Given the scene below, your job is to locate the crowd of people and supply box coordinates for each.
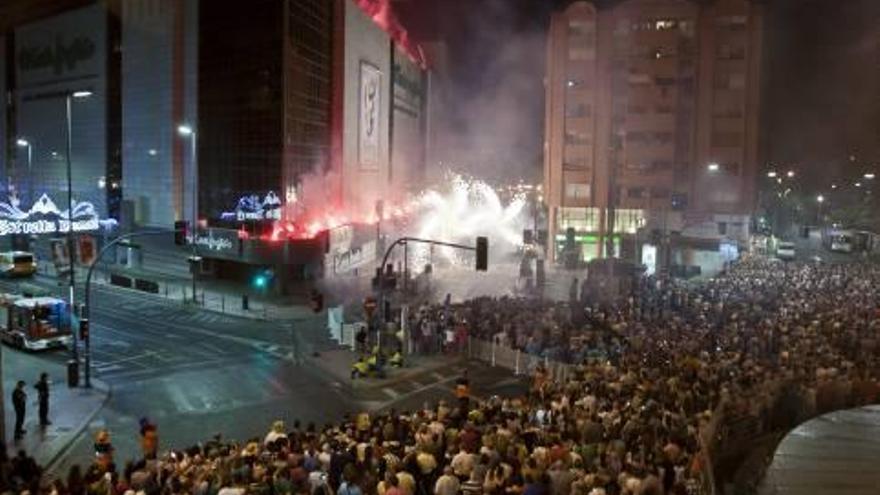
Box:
[2,256,879,495]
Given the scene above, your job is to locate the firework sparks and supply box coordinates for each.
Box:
[410,174,526,266]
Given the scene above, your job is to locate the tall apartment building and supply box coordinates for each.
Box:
[544,0,762,272]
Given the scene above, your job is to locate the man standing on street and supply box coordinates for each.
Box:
[34,373,51,427]
[12,380,27,439]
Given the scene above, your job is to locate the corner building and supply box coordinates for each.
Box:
[2,0,430,288]
[544,0,762,274]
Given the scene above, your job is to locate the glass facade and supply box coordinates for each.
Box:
[285,0,333,190]
[198,0,283,222]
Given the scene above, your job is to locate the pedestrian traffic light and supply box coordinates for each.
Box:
[79,318,89,341]
[252,269,274,290]
[475,236,488,271]
[174,220,188,246]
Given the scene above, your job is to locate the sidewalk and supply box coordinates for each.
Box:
[35,260,314,322]
[2,349,109,469]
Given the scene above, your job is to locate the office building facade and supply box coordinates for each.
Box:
[544,0,762,272]
[2,0,429,283]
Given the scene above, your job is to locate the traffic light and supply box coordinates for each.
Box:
[252,269,274,290]
[310,290,324,313]
[475,236,488,271]
[174,220,188,246]
[79,318,90,341]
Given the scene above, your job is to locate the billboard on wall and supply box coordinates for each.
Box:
[14,4,108,217]
[359,61,381,170]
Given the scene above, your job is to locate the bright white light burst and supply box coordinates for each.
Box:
[411,174,526,266]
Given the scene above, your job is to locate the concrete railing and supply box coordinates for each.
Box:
[465,336,880,495]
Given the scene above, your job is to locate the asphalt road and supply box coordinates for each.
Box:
[0,274,527,476]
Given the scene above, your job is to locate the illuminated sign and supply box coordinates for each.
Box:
[0,194,116,236]
[187,228,241,257]
[220,192,281,222]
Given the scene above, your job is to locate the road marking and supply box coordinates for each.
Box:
[381,387,400,399]
[431,371,445,380]
[90,351,156,367]
[374,375,459,411]
[95,364,124,373]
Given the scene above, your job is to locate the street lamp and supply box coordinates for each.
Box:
[786,170,795,178]
[865,173,876,180]
[65,90,92,374]
[177,124,198,303]
[816,195,825,225]
[707,163,720,172]
[16,139,33,203]
[766,171,777,178]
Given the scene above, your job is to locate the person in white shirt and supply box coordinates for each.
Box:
[451,448,475,479]
[434,466,460,495]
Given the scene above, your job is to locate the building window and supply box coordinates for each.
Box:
[568,20,594,37]
[628,71,652,85]
[628,104,647,114]
[716,15,748,31]
[714,72,737,89]
[565,183,591,200]
[718,222,728,235]
[650,187,671,199]
[711,131,743,148]
[678,20,695,37]
[569,47,595,61]
[565,103,591,118]
[717,44,746,60]
[653,132,674,144]
[655,19,677,31]
[628,187,646,199]
[565,130,590,145]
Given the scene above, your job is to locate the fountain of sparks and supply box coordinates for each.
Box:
[409,174,527,268]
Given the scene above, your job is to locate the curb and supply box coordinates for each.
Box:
[43,379,112,473]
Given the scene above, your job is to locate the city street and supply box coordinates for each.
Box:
[0,272,526,476]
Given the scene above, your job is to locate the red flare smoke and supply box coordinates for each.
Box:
[355,0,427,69]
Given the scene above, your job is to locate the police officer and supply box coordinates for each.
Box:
[34,372,51,426]
[12,380,27,439]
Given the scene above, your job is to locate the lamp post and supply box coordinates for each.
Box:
[177,124,198,303]
[816,195,824,225]
[15,139,32,204]
[65,90,92,369]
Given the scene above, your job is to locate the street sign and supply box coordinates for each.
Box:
[364,296,377,318]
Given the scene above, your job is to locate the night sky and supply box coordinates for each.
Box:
[396,0,880,191]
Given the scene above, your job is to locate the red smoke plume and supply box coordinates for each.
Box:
[355,0,427,69]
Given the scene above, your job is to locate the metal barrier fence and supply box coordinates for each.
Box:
[465,336,880,495]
